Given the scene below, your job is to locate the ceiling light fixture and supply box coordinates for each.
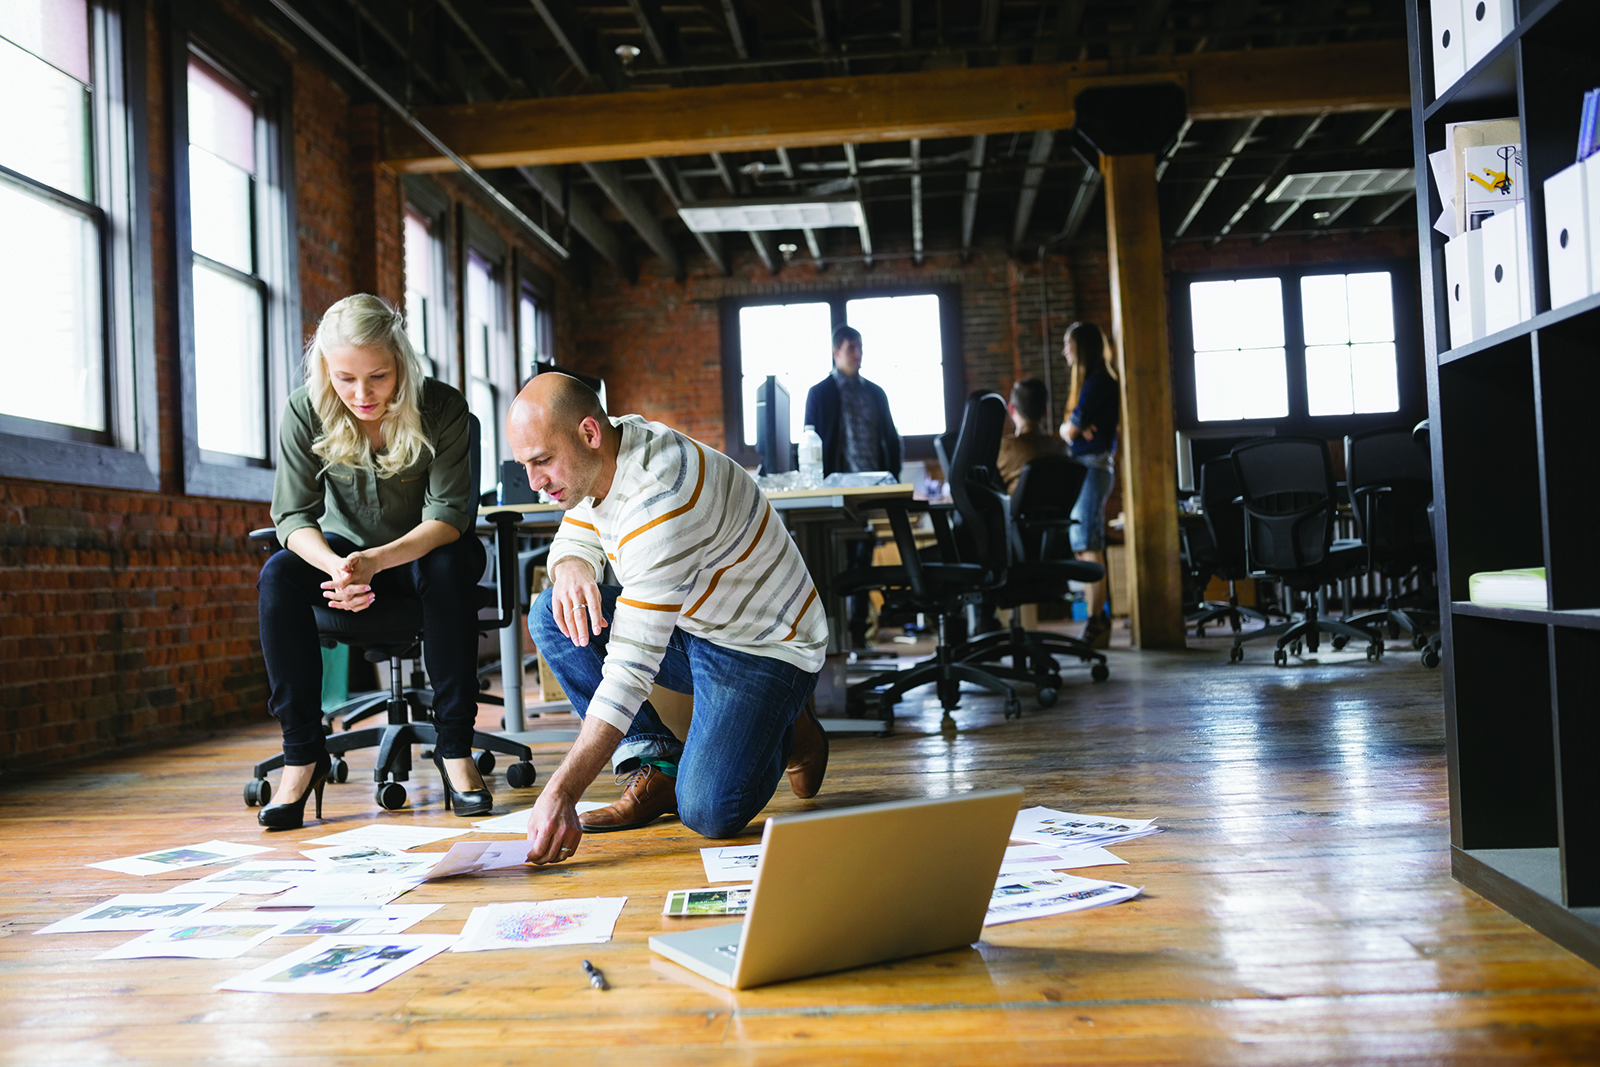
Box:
[678,199,864,233]
[1265,168,1414,202]
[615,44,641,67]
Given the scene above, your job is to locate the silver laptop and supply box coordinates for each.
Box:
[649,788,1021,989]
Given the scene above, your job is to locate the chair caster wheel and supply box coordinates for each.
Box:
[1331,635,1348,651]
[1274,648,1288,667]
[1367,642,1384,662]
[1196,625,1206,638]
[1420,646,1441,669]
[475,750,496,777]
[1036,687,1058,708]
[1090,663,1109,682]
[244,778,271,807]
[330,758,349,784]
[1229,645,1244,663]
[1290,641,1303,656]
[375,781,408,810]
[505,761,538,789]
[1004,700,1022,721]
[1413,632,1429,650]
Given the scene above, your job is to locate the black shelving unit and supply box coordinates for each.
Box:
[1409,0,1600,967]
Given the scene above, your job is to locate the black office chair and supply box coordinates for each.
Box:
[957,454,1110,702]
[1188,455,1272,637]
[838,392,1022,725]
[1342,427,1438,651]
[243,414,538,811]
[1228,436,1381,666]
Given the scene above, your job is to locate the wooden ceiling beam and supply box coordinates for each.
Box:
[382,41,1409,172]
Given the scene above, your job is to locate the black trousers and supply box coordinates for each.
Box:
[257,532,486,765]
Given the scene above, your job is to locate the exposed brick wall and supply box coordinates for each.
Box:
[1,2,578,772]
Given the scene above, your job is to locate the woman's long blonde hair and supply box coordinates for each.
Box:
[305,294,433,477]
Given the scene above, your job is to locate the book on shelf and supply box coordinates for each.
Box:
[1467,567,1547,609]
[1578,88,1600,162]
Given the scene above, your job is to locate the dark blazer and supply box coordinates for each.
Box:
[803,374,902,479]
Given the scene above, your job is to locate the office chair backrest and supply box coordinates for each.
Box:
[944,392,1009,573]
[467,413,483,527]
[1198,455,1251,580]
[1010,454,1090,562]
[1230,436,1339,574]
[1345,426,1434,565]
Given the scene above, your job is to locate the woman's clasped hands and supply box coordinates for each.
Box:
[321,550,379,611]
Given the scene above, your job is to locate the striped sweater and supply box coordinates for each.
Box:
[545,415,828,734]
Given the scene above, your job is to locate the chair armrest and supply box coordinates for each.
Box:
[249,528,280,553]
[482,510,525,630]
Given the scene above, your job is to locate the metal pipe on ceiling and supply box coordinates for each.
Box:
[262,0,570,262]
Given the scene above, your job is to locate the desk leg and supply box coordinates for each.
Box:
[500,612,525,733]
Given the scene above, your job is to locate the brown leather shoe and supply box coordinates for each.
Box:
[579,764,679,833]
[786,698,829,799]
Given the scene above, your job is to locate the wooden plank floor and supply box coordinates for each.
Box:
[4,627,1600,1065]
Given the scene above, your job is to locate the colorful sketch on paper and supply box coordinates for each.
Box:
[160,924,277,942]
[493,907,585,943]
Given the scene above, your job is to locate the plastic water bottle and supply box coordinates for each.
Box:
[799,425,824,488]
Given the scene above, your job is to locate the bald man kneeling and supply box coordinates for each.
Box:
[508,374,830,865]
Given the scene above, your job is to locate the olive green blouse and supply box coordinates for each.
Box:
[270,378,475,549]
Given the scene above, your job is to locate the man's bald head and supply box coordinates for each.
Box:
[510,372,605,442]
[507,373,618,508]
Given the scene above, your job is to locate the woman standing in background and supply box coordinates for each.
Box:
[1058,322,1120,649]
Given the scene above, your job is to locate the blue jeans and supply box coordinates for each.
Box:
[531,585,819,839]
[1070,453,1116,553]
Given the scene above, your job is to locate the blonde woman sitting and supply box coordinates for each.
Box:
[257,294,489,829]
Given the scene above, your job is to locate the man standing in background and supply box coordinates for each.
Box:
[804,325,902,648]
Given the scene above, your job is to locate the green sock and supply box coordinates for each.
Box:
[648,759,678,778]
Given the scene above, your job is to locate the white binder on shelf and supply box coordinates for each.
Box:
[1545,161,1590,310]
[1445,229,1486,349]
[1479,207,1527,335]
[1464,0,1514,68]
[1430,0,1466,99]
[1513,201,1531,321]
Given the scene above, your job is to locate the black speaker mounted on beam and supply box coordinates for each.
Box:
[1072,82,1189,159]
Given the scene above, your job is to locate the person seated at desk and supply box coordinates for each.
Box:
[257,294,491,829]
[508,374,830,864]
[803,324,901,647]
[996,377,1067,495]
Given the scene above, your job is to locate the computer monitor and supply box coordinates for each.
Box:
[755,375,792,475]
[1176,428,1275,492]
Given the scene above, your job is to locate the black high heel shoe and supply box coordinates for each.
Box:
[258,754,332,831]
[432,752,493,817]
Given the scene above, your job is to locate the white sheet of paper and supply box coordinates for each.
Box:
[267,904,443,937]
[97,913,292,959]
[36,894,229,934]
[997,844,1126,876]
[87,840,273,876]
[700,844,764,882]
[301,825,469,850]
[177,861,324,895]
[217,934,457,994]
[267,861,436,908]
[984,874,1143,926]
[451,898,627,952]
[423,841,531,880]
[469,802,608,834]
[1010,808,1160,849]
[300,843,411,865]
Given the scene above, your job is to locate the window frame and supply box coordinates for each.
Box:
[514,252,555,386]
[168,2,299,501]
[1169,258,1426,439]
[0,0,158,490]
[401,175,455,387]
[462,211,514,490]
[717,285,966,469]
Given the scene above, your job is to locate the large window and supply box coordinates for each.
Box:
[400,176,453,387]
[0,0,157,489]
[720,288,963,465]
[1172,262,1423,436]
[404,207,439,378]
[171,8,297,500]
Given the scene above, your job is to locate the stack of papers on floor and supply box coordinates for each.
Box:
[984,872,1142,925]
[1009,808,1161,850]
[1468,567,1547,609]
